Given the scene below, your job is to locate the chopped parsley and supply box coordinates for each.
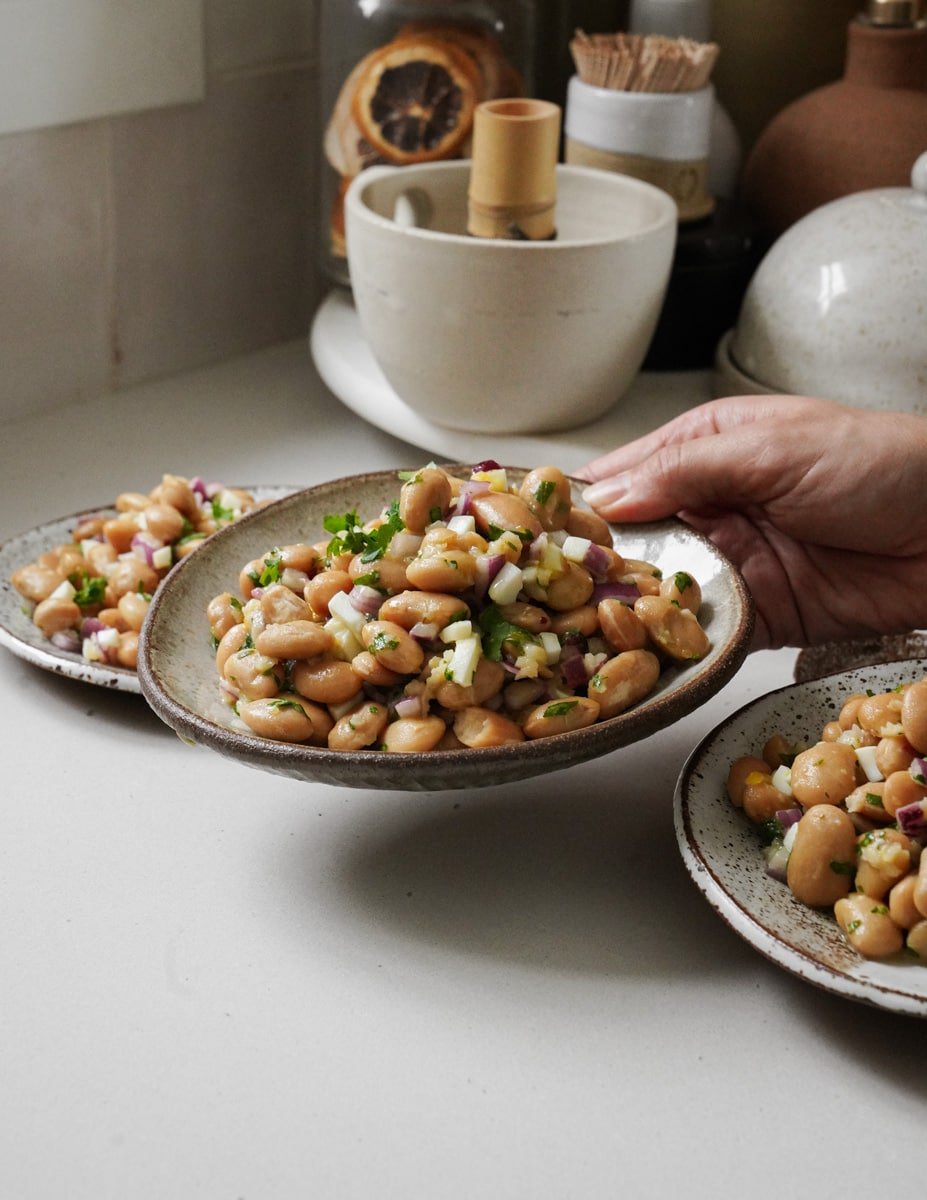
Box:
[543,700,579,719]
[211,496,236,522]
[71,575,107,608]
[429,505,443,523]
[325,501,404,563]
[248,549,282,587]
[758,817,784,846]
[870,904,889,916]
[864,792,884,809]
[354,570,385,591]
[397,470,422,483]
[267,698,306,713]
[673,571,693,592]
[847,920,862,934]
[829,860,854,875]
[534,480,555,506]
[368,632,399,653]
[478,604,539,661]
[486,523,533,544]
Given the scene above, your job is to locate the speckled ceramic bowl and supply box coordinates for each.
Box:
[137,467,754,792]
[675,658,927,1016]
[713,152,927,413]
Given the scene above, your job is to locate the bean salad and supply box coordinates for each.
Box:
[208,462,711,753]
[727,675,927,962]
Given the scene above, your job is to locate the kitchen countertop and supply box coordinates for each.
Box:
[1,340,924,1199]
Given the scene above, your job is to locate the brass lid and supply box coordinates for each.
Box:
[864,0,926,26]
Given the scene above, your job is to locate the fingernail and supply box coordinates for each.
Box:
[582,476,628,508]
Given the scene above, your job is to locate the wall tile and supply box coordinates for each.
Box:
[205,0,318,73]
[110,66,320,388]
[0,123,111,419]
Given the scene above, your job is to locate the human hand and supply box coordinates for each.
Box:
[577,395,927,649]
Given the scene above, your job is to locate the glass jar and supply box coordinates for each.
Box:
[318,0,539,284]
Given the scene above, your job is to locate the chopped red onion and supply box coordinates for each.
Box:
[472,459,501,473]
[250,586,264,599]
[909,756,927,786]
[190,476,208,500]
[130,532,162,567]
[775,807,803,830]
[348,585,384,617]
[474,553,506,599]
[895,799,927,840]
[765,843,791,883]
[582,542,612,581]
[590,581,640,607]
[459,479,492,501]
[526,532,548,561]
[394,695,425,720]
[409,621,439,641]
[80,617,107,637]
[453,491,473,517]
[50,629,81,654]
[561,654,588,690]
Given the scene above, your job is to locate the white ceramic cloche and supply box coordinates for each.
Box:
[713,151,927,414]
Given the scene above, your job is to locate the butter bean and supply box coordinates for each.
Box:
[549,605,599,637]
[634,594,710,662]
[399,466,452,533]
[431,658,506,710]
[215,623,249,674]
[223,646,282,701]
[855,828,912,899]
[304,569,353,618]
[789,741,858,808]
[117,591,150,633]
[144,503,185,544]
[907,919,927,959]
[279,543,321,574]
[453,706,525,748]
[115,491,150,513]
[587,649,660,720]
[470,491,542,541]
[379,590,470,631]
[239,694,328,744]
[786,806,857,907]
[11,563,64,602]
[381,715,446,753]
[103,513,141,554]
[260,583,311,625]
[350,650,402,687]
[33,596,82,637]
[598,598,648,653]
[659,570,702,615]
[256,620,331,661]
[888,874,922,930]
[875,735,916,776]
[149,474,198,518]
[523,696,600,739]
[328,700,390,751]
[742,780,789,825]
[291,658,362,706]
[882,769,927,817]
[915,851,927,919]
[107,557,159,600]
[726,756,774,808]
[207,592,243,642]
[834,893,904,958]
[518,466,572,531]
[563,505,613,547]
[405,550,477,593]
[116,631,139,669]
[496,602,551,633]
[857,691,904,737]
[838,693,867,730]
[361,619,424,675]
[901,679,927,752]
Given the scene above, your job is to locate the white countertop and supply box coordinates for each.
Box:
[1,340,924,1199]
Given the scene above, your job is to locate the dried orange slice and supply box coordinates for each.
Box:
[351,36,480,165]
[397,22,524,102]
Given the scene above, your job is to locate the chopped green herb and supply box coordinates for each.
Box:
[397,470,422,483]
[71,576,107,608]
[870,904,889,915]
[829,860,854,875]
[847,920,862,934]
[211,496,236,523]
[429,505,443,524]
[588,673,605,691]
[543,700,579,719]
[267,698,306,713]
[478,604,539,661]
[354,570,384,591]
[758,818,784,846]
[673,571,693,592]
[864,792,884,808]
[324,501,404,563]
[256,549,282,587]
[229,596,243,611]
[369,632,399,653]
[534,480,555,506]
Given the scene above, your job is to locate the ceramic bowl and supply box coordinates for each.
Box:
[713,152,927,413]
[137,467,754,792]
[676,658,927,1016]
[344,162,677,435]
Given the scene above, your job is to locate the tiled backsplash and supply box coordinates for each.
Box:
[0,0,320,421]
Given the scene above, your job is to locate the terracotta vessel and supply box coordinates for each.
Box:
[741,0,927,236]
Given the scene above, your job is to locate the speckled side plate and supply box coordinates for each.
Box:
[0,486,298,692]
[137,466,754,791]
[675,659,927,1017]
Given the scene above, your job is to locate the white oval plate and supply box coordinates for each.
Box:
[0,485,298,693]
[675,658,927,1017]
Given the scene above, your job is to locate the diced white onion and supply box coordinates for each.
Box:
[440,619,473,644]
[488,562,524,605]
[783,822,800,852]
[328,693,364,721]
[771,764,793,796]
[448,635,481,687]
[328,588,368,637]
[539,632,561,664]
[855,744,885,782]
[50,579,77,602]
[562,536,592,564]
[447,515,475,536]
[152,545,173,570]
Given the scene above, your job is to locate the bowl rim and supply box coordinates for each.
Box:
[137,466,756,791]
[345,161,679,250]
